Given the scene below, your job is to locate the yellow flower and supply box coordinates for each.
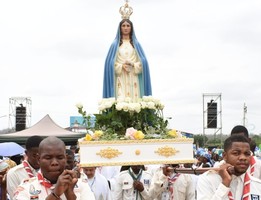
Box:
[85,134,92,141]
[168,129,177,138]
[93,130,103,139]
[134,131,145,140]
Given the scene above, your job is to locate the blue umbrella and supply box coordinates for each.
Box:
[0,142,25,156]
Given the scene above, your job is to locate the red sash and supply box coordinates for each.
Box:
[249,156,256,176]
[22,160,34,178]
[228,172,250,200]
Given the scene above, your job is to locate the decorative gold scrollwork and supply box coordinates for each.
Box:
[155,146,179,157]
[96,147,122,159]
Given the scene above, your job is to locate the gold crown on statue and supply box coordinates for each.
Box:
[119,0,133,19]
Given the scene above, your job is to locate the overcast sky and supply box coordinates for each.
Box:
[0,0,261,135]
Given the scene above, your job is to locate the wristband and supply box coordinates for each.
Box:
[51,192,61,200]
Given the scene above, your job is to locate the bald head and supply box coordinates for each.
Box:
[39,136,65,154]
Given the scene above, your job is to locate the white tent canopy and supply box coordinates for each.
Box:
[0,114,85,145]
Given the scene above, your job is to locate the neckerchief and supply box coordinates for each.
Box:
[37,171,53,189]
[22,160,35,178]
[228,172,250,200]
[249,156,256,176]
[168,173,180,200]
[128,168,143,200]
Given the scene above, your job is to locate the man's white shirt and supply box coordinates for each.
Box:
[149,167,195,200]
[197,170,261,200]
[12,176,95,200]
[6,162,37,199]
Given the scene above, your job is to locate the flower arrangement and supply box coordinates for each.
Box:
[76,96,183,141]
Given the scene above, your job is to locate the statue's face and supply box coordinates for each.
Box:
[121,21,131,37]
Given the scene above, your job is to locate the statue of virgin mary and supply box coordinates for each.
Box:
[102,2,152,102]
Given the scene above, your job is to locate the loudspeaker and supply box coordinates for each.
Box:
[16,106,26,131]
[207,102,217,128]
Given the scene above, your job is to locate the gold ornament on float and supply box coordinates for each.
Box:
[96,147,122,159]
[155,146,180,157]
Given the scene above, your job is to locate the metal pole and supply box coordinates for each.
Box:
[243,103,247,126]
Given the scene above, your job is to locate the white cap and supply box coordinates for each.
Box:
[0,160,9,172]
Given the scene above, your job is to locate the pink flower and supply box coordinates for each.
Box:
[125,127,137,140]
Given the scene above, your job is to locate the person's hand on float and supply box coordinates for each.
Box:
[162,164,174,177]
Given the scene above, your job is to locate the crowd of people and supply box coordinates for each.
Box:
[1,125,261,199]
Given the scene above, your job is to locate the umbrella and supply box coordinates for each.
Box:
[0,142,25,157]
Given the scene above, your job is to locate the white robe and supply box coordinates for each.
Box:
[115,40,142,102]
[81,172,112,200]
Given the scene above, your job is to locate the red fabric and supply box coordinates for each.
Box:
[228,173,250,200]
[168,173,180,199]
[249,156,256,176]
[37,172,52,188]
[22,160,34,178]
[242,173,250,200]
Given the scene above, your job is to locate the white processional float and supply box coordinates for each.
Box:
[77,97,194,167]
[77,1,194,167]
[79,138,194,167]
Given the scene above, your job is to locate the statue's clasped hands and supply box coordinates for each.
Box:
[123,61,133,73]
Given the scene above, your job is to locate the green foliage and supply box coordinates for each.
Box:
[193,134,207,147]
[94,104,169,139]
[76,97,171,140]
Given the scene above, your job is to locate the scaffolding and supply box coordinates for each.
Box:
[9,97,32,130]
[202,93,222,146]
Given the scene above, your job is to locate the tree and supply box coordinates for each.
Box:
[193,134,208,147]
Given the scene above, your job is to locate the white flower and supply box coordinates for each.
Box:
[116,102,124,111]
[124,97,132,103]
[147,102,156,109]
[98,98,116,111]
[122,102,129,112]
[104,101,114,109]
[116,96,125,102]
[76,103,83,109]
[140,102,147,109]
[156,102,164,110]
[128,103,136,112]
[87,129,94,135]
[133,103,141,113]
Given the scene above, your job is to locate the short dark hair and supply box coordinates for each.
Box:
[231,125,249,138]
[224,134,249,152]
[25,135,44,150]
[66,149,74,157]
